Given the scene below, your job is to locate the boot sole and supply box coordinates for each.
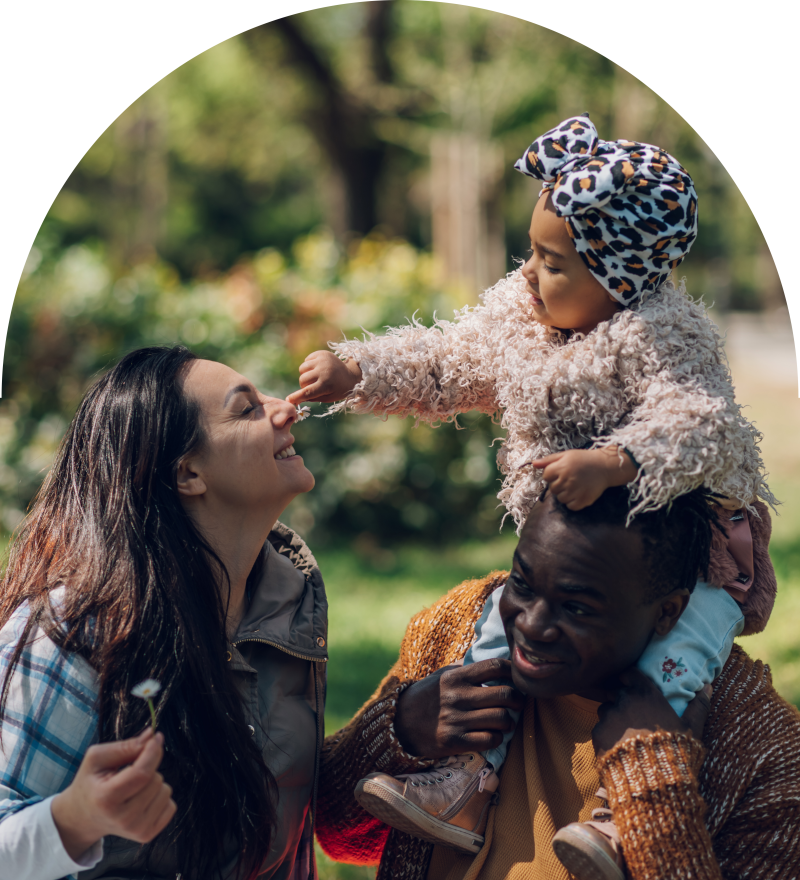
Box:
[552,825,625,880]
[354,776,484,855]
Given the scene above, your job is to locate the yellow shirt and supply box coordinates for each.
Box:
[427,694,601,880]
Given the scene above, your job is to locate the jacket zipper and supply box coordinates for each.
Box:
[232,636,327,663]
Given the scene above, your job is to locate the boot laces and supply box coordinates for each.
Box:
[400,754,476,787]
[591,786,613,822]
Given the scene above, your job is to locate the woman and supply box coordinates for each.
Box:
[0,345,327,880]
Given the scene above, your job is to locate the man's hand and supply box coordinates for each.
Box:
[531,447,638,511]
[394,659,524,759]
[592,669,713,759]
[51,727,176,861]
[286,351,363,406]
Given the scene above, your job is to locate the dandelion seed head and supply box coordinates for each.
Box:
[131,679,162,699]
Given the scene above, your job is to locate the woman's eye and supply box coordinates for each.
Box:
[544,264,559,275]
[241,404,256,416]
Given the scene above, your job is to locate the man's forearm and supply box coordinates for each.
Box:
[599,731,722,880]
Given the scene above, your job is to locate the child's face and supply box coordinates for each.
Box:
[521,191,620,334]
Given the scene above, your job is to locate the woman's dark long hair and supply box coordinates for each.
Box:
[0,346,277,879]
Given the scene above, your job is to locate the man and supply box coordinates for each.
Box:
[316,488,800,879]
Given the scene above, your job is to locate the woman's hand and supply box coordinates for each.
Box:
[394,659,524,759]
[51,727,176,861]
[593,669,713,759]
[531,447,639,511]
[286,351,363,406]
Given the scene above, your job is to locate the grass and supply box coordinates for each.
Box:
[318,534,518,735]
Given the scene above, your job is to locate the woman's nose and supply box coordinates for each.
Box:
[266,397,298,427]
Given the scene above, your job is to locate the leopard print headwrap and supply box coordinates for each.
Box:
[514,113,698,305]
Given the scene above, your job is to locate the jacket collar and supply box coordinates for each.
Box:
[232,521,328,664]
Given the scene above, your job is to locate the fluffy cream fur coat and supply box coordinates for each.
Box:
[330,270,775,531]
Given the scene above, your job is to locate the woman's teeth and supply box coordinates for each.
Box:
[275,445,296,460]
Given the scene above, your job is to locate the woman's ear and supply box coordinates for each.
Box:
[653,589,691,637]
[176,456,207,498]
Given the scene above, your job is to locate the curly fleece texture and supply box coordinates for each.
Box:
[329,270,775,531]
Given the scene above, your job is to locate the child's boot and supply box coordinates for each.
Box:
[354,753,499,855]
[551,788,626,880]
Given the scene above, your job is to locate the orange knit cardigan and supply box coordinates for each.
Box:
[316,572,800,880]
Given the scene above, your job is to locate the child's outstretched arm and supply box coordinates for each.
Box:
[287,351,363,406]
[287,297,503,424]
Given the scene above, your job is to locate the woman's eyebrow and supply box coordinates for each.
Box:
[223,383,255,407]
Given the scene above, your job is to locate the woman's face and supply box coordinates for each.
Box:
[179,359,314,519]
[520,190,620,335]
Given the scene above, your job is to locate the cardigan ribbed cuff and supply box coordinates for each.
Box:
[351,680,430,773]
[598,730,720,880]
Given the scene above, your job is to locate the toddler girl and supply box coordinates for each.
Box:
[288,114,777,880]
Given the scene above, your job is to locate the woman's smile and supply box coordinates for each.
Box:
[274,440,298,461]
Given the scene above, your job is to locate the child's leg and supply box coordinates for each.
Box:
[638,581,745,716]
[553,582,745,880]
[463,583,519,770]
[353,583,517,854]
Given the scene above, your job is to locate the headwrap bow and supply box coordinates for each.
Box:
[514,114,698,305]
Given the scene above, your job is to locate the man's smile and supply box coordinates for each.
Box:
[512,643,566,679]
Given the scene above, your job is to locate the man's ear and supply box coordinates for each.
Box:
[653,589,691,637]
[176,456,207,498]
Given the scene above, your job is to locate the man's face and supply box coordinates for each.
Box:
[499,493,688,702]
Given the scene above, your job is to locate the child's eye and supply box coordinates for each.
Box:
[544,264,559,275]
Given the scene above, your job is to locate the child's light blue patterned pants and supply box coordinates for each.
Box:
[463,581,745,771]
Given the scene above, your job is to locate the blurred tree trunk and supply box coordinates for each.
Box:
[430,134,505,296]
[110,92,168,266]
[245,4,395,238]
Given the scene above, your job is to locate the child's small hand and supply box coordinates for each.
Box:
[286,351,363,406]
[532,447,638,511]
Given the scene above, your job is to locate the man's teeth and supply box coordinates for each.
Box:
[275,446,296,460]
[526,652,555,663]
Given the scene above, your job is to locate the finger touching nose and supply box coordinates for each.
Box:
[267,397,299,427]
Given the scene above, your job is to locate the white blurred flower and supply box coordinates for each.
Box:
[131,679,162,699]
[295,405,311,422]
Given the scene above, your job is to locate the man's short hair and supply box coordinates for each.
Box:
[548,486,718,601]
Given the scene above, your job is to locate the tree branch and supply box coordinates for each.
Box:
[365,0,395,84]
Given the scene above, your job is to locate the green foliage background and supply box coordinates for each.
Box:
[6,2,782,548]
[3,7,795,877]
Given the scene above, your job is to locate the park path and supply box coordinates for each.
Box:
[719,309,799,540]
